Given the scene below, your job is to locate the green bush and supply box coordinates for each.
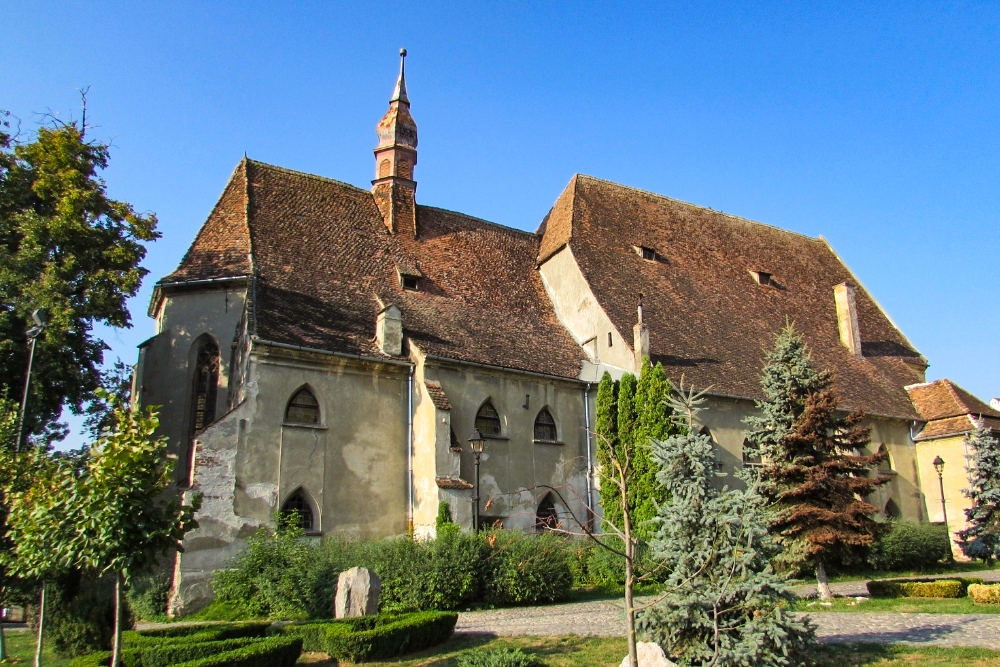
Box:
[482,531,573,606]
[867,521,951,571]
[867,577,984,598]
[969,583,1000,604]
[28,572,128,657]
[127,572,173,621]
[458,647,545,667]
[122,622,270,646]
[69,637,302,667]
[275,611,456,662]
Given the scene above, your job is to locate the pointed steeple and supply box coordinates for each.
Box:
[373,49,419,236]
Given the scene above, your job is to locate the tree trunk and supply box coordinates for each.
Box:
[34,584,45,667]
[816,561,833,601]
[623,508,638,667]
[111,572,123,667]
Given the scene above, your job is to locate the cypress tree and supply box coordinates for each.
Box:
[595,372,622,529]
[957,423,1000,565]
[633,359,673,537]
[638,383,814,667]
[746,325,889,599]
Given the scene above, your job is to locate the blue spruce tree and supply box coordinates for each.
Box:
[637,382,814,667]
[957,423,1000,565]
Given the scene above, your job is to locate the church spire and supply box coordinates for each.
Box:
[372,49,418,236]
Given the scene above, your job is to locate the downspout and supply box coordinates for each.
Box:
[584,382,593,531]
[407,366,414,536]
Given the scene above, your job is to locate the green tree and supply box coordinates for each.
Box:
[595,372,620,527]
[63,396,199,667]
[0,396,28,661]
[0,109,158,440]
[745,325,889,599]
[637,382,814,667]
[957,423,1000,565]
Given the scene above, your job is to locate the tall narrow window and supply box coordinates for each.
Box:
[742,438,762,468]
[534,408,558,441]
[282,490,314,531]
[191,339,220,435]
[535,494,558,532]
[475,401,501,436]
[286,388,320,424]
[876,445,894,473]
[883,498,901,520]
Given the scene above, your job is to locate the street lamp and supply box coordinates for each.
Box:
[15,309,48,453]
[468,429,486,531]
[932,455,948,526]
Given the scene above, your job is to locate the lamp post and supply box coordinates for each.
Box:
[15,309,48,454]
[468,429,485,532]
[932,455,948,526]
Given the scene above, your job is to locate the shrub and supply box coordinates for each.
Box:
[867,521,951,571]
[969,584,1000,604]
[127,572,172,621]
[28,572,127,657]
[458,647,545,667]
[69,637,302,667]
[482,531,573,606]
[122,622,270,646]
[169,637,302,667]
[867,577,983,598]
[275,611,457,662]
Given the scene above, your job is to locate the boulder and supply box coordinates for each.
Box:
[334,566,381,618]
[618,642,676,667]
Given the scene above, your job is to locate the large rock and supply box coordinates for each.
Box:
[619,642,676,667]
[334,566,381,618]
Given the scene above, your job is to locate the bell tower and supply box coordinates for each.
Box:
[372,49,418,236]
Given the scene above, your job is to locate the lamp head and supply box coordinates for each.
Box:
[31,309,48,328]
[933,455,945,476]
[468,429,485,454]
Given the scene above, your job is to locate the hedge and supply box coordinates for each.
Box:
[122,623,270,646]
[867,577,984,598]
[969,583,1000,605]
[69,637,301,667]
[274,611,457,662]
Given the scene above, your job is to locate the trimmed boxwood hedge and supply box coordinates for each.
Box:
[867,577,984,598]
[274,611,457,662]
[69,632,300,667]
[169,637,301,667]
[969,583,1000,604]
[122,622,270,646]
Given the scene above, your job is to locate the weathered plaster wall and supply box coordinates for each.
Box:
[539,246,635,379]
[916,434,972,559]
[138,285,247,480]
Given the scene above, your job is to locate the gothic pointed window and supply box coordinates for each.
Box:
[876,445,894,473]
[535,494,559,532]
[191,339,220,435]
[534,408,558,441]
[884,498,901,520]
[475,401,501,436]
[286,388,320,424]
[282,489,314,531]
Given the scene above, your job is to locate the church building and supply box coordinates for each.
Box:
[132,52,999,615]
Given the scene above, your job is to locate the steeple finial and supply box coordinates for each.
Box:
[391,48,409,104]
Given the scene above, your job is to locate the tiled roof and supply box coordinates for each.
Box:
[435,477,473,490]
[175,159,585,379]
[907,379,1000,440]
[538,174,924,419]
[162,160,252,283]
[425,381,452,410]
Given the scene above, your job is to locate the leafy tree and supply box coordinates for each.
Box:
[957,423,1000,565]
[0,109,158,440]
[0,395,26,661]
[745,325,889,599]
[436,500,454,528]
[62,396,199,667]
[637,382,814,667]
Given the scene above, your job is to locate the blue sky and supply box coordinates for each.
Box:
[2,2,998,448]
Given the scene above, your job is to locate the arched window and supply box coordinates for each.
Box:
[191,339,220,435]
[282,489,314,531]
[534,408,557,441]
[742,438,762,468]
[535,494,558,532]
[884,498,902,520]
[286,387,320,424]
[475,401,501,436]
[876,445,894,473]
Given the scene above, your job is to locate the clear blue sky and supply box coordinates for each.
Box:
[3,1,998,447]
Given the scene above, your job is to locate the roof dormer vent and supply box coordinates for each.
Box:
[396,264,422,291]
[634,245,659,262]
[749,270,772,286]
[834,282,862,358]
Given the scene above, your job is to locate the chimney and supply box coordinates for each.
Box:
[833,282,862,357]
[633,294,649,372]
[376,305,403,356]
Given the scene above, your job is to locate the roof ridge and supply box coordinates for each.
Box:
[416,204,536,237]
[244,157,372,195]
[574,173,823,243]
[943,379,972,415]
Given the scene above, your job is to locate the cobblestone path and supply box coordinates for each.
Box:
[455,600,1000,648]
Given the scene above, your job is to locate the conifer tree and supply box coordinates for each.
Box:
[638,382,814,667]
[595,372,621,528]
[745,325,889,599]
[957,423,1000,565]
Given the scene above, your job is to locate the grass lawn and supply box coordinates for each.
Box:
[791,596,1000,614]
[2,628,73,667]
